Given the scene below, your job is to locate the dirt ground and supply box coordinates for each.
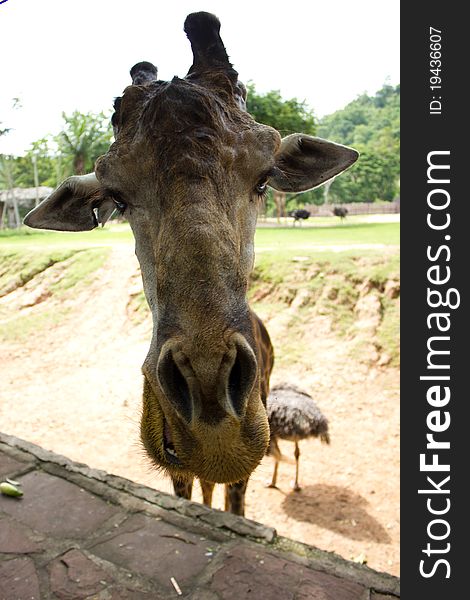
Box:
[0,246,399,576]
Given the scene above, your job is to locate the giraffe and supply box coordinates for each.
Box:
[24,12,358,515]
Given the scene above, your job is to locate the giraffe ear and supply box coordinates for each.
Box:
[23,173,115,231]
[269,134,359,193]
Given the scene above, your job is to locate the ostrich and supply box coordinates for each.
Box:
[332,206,348,220]
[288,208,311,226]
[267,384,330,491]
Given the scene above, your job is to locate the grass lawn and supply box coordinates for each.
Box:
[255,222,398,255]
[0,223,134,249]
[0,219,399,252]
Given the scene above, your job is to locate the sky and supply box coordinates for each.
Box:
[0,0,400,156]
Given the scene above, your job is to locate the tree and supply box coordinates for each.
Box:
[246,83,316,136]
[328,151,398,203]
[1,111,114,197]
[56,111,113,175]
[316,84,400,203]
[6,138,60,189]
[0,156,21,228]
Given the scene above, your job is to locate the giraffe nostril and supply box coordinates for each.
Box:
[227,339,257,417]
[157,348,193,424]
[228,352,243,411]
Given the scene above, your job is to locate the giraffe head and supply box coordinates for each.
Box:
[24,12,358,484]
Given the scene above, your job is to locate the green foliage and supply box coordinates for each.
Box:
[2,138,61,188]
[0,110,113,194]
[328,151,398,203]
[317,84,400,203]
[0,155,15,189]
[246,83,316,136]
[318,84,399,148]
[56,110,113,175]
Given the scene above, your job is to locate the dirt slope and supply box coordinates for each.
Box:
[0,246,399,575]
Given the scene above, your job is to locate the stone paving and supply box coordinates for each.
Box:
[0,432,400,599]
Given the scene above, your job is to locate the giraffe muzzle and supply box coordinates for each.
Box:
[156,334,258,426]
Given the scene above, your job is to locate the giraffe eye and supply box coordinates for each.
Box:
[255,181,268,196]
[113,198,127,214]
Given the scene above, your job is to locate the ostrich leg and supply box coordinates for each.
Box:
[293,441,301,492]
[267,437,281,489]
[269,460,280,488]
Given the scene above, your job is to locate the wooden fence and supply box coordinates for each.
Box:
[304,200,400,216]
